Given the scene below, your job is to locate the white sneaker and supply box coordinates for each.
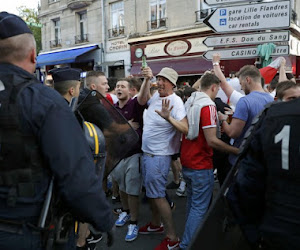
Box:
[176,180,187,197]
[115,212,131,227]
[214,169,218,183]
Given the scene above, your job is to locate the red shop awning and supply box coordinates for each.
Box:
[130,56,212,76]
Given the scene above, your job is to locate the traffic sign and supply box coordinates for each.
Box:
[202,45,289,60]
[204,0,248,5]
[26,21,43,28]
[203,31,290,47]
[203,1,290,33]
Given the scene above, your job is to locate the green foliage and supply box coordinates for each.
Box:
[17,6,42,54]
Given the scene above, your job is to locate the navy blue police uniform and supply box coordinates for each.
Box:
[229,99,300,250]
[0,12,114,250]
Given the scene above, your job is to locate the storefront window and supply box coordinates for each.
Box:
[109,1,125,38]
[148,0,166,30]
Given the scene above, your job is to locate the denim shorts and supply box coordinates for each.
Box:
[141,153,171,198]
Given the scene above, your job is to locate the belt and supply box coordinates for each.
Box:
[144,153,154,157]
[0,219,23,234]
[0,219,41,235]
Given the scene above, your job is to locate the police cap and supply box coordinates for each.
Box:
[0,12,32,39]
[50,67,82,83]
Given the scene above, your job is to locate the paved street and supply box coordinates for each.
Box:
[96,172,220,250]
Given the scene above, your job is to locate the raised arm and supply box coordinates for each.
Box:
[278,57,288,83]
[212,53,234,99]
[137,67,153,105]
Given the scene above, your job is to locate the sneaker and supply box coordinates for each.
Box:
[111,195,120,204]
[85,232,103,250]
[170,201,176,211]
[125,224,139,242]
[115,212,131,227]
[155,237,180,250]
[138,222,164,234]
[214,169,218,183]
[76,246,87,250]
[113,207,124,215]
[176,180,187,197]
[166,181,180,189]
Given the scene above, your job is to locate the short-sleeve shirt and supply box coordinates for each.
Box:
[142,92,186,155]
[115,97,147,156]
[230,90,244,107]
[181,105,217,170]
[229,91,274,165]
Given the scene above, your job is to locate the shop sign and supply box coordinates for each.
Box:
[165,40,189,56]
[107,38,129,53]
[144,42,168,58]
[144,38,207,58]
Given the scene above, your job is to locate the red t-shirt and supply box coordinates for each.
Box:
[180,105,217,170]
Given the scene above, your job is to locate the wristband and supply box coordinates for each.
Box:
[213,62,220,66]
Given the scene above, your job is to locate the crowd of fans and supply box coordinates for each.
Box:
[45,52,300,250]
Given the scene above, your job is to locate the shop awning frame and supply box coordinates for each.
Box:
[36,44,99,67]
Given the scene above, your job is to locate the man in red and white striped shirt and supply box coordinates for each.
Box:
[179,73,239,249]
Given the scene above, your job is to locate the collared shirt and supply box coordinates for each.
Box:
[115,97,147,157]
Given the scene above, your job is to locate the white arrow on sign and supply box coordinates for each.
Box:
[202,45,289,60]
[203,1,290,33]
[203,31,290,47]
[204,0,249,5]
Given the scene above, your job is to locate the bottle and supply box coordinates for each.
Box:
[142,56,147,68]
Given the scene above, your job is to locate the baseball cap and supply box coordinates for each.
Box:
[0,12,32,39]
[49,67,82,83]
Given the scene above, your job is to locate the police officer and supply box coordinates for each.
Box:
[50,67,82,105]
[51,67,106,249]
[228,99,300,250]
[0,12,114,249]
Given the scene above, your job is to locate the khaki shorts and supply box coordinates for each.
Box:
[111,153,142,196]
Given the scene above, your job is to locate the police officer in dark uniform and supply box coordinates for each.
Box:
[50,67,82,105]
[228,99,300,250]
[0,12,114,250]
[51,67,106,249]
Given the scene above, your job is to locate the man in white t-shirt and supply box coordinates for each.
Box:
[139,67,188,250]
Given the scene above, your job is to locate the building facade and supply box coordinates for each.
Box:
[38,0,300,81]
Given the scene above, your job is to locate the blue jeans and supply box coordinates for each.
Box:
[180,167,214,249]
